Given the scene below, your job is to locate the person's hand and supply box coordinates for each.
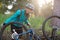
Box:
[1,23,6,27]
[27,23,31,28]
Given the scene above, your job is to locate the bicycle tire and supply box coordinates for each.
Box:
[42,16,60,40]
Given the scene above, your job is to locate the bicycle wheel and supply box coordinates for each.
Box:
[42,16,60,40]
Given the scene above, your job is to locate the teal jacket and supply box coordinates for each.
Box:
[4,9,29,27]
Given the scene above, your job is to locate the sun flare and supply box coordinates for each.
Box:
[38,0,54,7]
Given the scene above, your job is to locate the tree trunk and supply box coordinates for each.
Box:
[52,0,60,28]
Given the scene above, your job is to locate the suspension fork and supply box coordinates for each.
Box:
[51,28,57,40]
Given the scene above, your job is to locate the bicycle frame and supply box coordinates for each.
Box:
[13,29,33,40]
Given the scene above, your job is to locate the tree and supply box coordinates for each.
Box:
[0,0,28,14]
[52,0,60,28]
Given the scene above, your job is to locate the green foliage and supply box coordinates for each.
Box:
[0,13,12,24]
[29,16,45,29]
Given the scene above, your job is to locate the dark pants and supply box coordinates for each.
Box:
[11,25,23,40]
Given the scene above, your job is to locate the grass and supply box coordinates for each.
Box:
[29,16,45,29]
[0,13,12,24]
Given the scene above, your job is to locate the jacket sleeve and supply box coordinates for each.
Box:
[25,20,30,25]
[4,9,21,24]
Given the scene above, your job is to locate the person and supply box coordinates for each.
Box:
[2,3,34,40]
